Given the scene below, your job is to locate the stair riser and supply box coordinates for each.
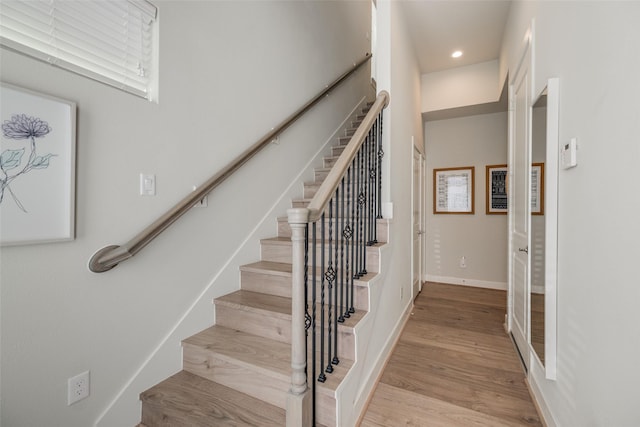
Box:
[183,345,288,409]
[215,304,290,344]
[183,346,336,426]
[314,168,330,181]
[331,145,346,157]
[141,402,185,427]
[214,304,356,360]
[241,270,369,311]
[261,242,380,274]
[278,218,388,244]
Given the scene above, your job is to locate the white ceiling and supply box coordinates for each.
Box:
[398,0,512,74]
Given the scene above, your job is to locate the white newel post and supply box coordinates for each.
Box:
[286,208,312,427]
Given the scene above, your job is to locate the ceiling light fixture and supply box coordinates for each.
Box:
[451,50,463,58]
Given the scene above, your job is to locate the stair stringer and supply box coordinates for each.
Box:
[95,97,368,427]
[331,222,414,426]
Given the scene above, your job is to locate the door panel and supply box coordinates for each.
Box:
[509,38,531,370]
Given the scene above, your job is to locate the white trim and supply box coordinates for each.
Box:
[528,372,558,427]
[426,274,507,291]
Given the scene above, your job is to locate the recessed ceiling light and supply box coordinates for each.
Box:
[451,50,463,58]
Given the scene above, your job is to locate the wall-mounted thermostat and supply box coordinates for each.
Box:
[561,137,577,169]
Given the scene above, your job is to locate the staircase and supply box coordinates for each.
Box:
[138,102,388,426]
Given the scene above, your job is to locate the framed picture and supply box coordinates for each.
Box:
[433,166,474,214]
[1,83,77,245]
[486,164,508,214]
[531,162,544,215]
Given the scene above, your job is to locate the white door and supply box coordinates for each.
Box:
[509,38,532,370]
[412,146,425,300]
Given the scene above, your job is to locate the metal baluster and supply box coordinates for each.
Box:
[339,178,345,324]
[332,189,340,366]
[325,199,334,374]
[318,214,326,383]
[359,140,368,277]
[344,164,352,319]
[349,159,356,314]
[366,128,373,245]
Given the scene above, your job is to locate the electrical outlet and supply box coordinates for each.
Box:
[400,287,403,300]
[459,256,467,268]
[68,371,90,405]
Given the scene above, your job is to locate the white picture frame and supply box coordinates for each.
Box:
[1,83,77,245]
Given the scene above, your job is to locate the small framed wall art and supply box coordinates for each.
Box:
[0,83,77,245]
[531,162,545,215]
[433,166,475,214]
[486,164,508,214]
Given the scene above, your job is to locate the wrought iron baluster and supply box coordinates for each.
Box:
[344,165,352,319]
[359,139,368,277]
[332,189,340,366]
[339,178,345,324]
[318,213,326,383]
[325,199,334,374]
[349,159,356,314]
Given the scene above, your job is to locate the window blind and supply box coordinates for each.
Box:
[0,0,158,100]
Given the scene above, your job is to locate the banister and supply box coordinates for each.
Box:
[306,90,389,223]
[88,53,372,273]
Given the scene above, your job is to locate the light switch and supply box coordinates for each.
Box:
[140,173,156,196]
[561,138,577,169]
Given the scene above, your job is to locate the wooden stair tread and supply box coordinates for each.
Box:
[140,370,285,426]
[262,236,385,249]
[240,260,379,285]
[216,290,366,329]
[183,325,353,395]
[241,260,292,277]
[216,290,290,319]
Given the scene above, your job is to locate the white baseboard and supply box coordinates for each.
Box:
[527,375,558,427]
[426,274,507,291]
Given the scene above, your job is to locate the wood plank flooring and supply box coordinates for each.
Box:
[360,282,542,427]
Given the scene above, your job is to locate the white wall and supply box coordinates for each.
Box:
[421,60,501,112]
[0,2,371,426]
[337,1,424,424]
[503,2,640,425]
[424,112,508,289]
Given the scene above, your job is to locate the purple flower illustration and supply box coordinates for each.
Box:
[2,114,51,139]
[1,114,56,212]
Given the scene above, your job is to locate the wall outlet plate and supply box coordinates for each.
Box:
[68,370,90,405]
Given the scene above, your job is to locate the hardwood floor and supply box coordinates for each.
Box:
[360,282,542,427]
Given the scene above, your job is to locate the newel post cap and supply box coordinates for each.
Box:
[287,208,310,225]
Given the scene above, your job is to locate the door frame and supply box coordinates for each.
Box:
[412,143,426,300]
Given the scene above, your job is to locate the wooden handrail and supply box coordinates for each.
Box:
[88,53,372,272]
[306,90,389,223]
